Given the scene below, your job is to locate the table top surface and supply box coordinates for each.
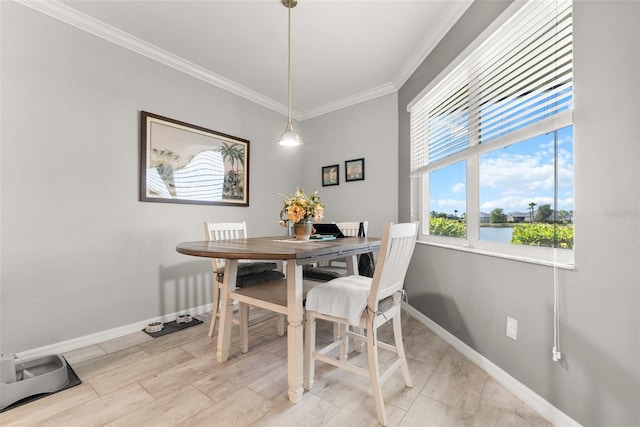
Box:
[176,235,380,264]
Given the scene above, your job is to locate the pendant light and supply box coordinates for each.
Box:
[277,0,302,146]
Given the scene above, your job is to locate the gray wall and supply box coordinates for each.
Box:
[399,1,640,426]
[0,2,303,352]
[300,94,399,234]
[0,2,399,354]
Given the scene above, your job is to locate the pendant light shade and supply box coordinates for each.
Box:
[277,0,302,146]
[278,120,302,147]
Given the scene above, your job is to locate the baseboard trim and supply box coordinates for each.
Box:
[16,303,213,360]
[401,302,581,427]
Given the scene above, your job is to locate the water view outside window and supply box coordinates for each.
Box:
[479,126,574,247]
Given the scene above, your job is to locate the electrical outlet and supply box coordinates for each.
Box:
[506,317,518,340]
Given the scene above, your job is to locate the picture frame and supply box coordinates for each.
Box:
[345,158,365,182]
[140,111,249,206]
[322,164,340,187]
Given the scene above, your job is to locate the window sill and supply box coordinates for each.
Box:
[416,239,576,270]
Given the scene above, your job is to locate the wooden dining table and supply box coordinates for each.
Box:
[175,235,380,403]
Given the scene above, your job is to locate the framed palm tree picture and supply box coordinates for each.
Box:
[140,111,249,206]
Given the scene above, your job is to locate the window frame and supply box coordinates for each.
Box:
[408,0,575,268]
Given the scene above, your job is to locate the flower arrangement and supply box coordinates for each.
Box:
[278,188,324,226]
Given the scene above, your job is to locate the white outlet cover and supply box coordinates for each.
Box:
[506,317,518,340]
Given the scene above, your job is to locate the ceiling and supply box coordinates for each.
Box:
[28,1,472,120]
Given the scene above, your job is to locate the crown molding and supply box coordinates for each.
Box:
[16,0,467,122]
[299,83,397,121]
[16,0,292,117]
[392,0,473,89]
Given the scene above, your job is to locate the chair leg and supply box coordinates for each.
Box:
[208,280,220,337]
[353,326,366,353]
[239,302,249,353]
[367,315,388,427]
[303,314,316,390]
[277,314,286,336]
[339,323,349,362]
[333,322,340,341]
[393,311,412,387]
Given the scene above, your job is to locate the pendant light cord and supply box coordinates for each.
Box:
[277,0,301,146]
[287,3,292,123]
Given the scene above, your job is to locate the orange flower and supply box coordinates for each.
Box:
[278,188,324,227]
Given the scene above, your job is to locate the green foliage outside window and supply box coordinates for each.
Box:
[511,223,574,249]
[429,217,466,238]
[429,217,574,249]
[535,204,553,222]
[490,208,507,224]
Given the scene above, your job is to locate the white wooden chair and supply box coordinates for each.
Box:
[304,221,368,277]
[304,222,418,426]
[335,221,366,237]
[304,221,370,342]
[204,222,285,340]
[330,221,368,268]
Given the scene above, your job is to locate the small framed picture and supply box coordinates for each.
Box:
[345,158,365,182]
[322,164,339,186]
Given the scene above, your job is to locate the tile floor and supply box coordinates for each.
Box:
[0,310,552,426]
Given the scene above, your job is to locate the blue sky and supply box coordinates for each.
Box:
[429,126,574,215]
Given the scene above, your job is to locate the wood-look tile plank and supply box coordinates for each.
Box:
[399,394,475,427]
[99,331,154,354]
[71,345,149,380]
[62,344,107,366]
[178,386,273,427]
[179,335,217,358]
[252,391,340,427]
[306,355,369,408]
[33,383,154,426]
[379,357,436,411]
[325,389,407,427]
[402,326,452,365]
[87,347,194,396]
[473,378,553,427]
[239,317,287,354]
[106,385,213,427]
[421,347,488,414]
[140,351,224,398]
[192,350,286,402]
[0,383,97,426]
[246,355,289,403]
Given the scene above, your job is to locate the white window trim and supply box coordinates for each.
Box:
[416,239,576,270]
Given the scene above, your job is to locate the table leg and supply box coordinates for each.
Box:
[216,260,238,363]
[286,261,304,403]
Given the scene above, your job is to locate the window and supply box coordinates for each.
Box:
[430,161,467,238]
[409,0,574,265]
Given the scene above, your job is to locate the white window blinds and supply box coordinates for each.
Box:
[410,0,573,173]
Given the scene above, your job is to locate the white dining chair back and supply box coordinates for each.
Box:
[204,222,285,340]
[205,222,247,276]
[304,222,418,426]
[369,222,416,304]
[334,221,366,237]
[328,221,370,272]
